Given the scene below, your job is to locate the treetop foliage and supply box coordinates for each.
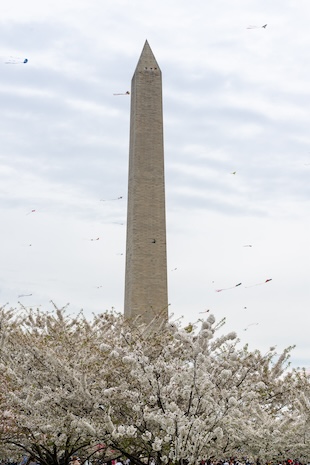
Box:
[1,305,309,465]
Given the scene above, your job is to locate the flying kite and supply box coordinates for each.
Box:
[245,278,272,288]
[4,57,28,64]
[26,209,36,215]
[247,24,267,29]
[199,309,210,314]
[244,322,259,331]
[243,244,253,247]
[100,196,123,201]
[215,282,242,292]
[90,237,100,241]
[113,91,130,96]
[18,293,32,298]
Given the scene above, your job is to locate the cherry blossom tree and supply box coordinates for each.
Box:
[93,318,298,464]
[269,367,310,463]
[0,305,308,465]
[0,305,115,465]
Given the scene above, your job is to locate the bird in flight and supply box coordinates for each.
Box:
[216,283,242,292]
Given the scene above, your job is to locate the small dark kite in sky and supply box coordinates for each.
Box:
[244,322,259,331]
[4,57,28,64]
[100,196,123,201]
[113,91,130,95]
[246,278,272,288]
[247,24,267,29]
[216,282,242,292]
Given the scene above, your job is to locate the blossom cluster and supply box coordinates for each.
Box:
[0,306,309,465]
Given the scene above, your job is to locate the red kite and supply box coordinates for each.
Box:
[246,278,272,288]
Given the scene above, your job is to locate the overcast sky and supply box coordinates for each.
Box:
[1,0,310,368]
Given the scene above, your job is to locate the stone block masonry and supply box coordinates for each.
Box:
[124,41,168,326]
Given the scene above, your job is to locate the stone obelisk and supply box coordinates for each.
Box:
[124,41,168,325]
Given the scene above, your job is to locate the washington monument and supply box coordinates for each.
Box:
[124,41,168,325]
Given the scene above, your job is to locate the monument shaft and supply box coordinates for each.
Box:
[124,41,168,324]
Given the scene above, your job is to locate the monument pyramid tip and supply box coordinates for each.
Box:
[135,40,160,72]
[142,40,152,53]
